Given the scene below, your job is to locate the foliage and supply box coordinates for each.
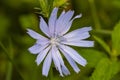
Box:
[0,0,120,80]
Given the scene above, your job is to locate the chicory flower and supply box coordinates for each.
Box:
[27,8,94,77]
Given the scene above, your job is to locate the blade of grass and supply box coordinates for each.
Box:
[0,41,24,80]
[93,35,111,55]
[88,0,101,29]
[93,29,112,35]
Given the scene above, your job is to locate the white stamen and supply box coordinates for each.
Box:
[50,38,59,45]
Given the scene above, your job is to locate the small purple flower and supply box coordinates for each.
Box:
[27,8,94,77]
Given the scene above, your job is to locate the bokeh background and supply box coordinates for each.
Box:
[0,0,120,80]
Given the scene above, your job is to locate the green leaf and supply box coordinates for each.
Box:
[79,49,107,67]
[93,35,111,55]
[39,0,50,17]
[112,21,120,56]
[90,58,120,80]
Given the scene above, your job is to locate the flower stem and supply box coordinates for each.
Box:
[6,62,13,80]
[88,0,101,29]
[0,42,12,62]
[0,40,24,80]
[0,41,13,80]
[93,29,112,35]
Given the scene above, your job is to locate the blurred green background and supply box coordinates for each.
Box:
[0,0,120,80]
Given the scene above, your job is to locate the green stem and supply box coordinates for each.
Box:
[93,35,111,55]
[6,62,13,80]
[88,0,101,29]
[0,42,12,62]
[93,29,112,35]
[0,41,13,80]
[0,41,24,80]
[111,49,118,61]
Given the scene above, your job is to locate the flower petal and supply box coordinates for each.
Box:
[62,40,94,47]
[59,45,87,66]
[48,8,58,37]
[55,10,65,35]
[55,11,74,35]
[63,27,92,39]
[35,46,51,65]
[60,14,82,35]
[36,39,49,45]
[40,17,50,37]
[42,49,52,77]
[62,10,74,23]
[51,46,63,76]
[28,44,49,54]
[59,48,80,73]
[64,32,90,42]
[61,65,70,76]
[27,29,48,40]
[55,46,70,76]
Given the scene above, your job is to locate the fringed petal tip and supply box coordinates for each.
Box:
[26,28,41,39]
[26,28,33,35]
[35,60,40,66]
[28,46,39,54]
[88,26,92,31]
[82,60,87,67]
[75,13,82,18]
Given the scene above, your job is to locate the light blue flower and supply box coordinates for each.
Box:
[27,8,94,77]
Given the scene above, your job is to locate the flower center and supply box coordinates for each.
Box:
[50,37,59,45]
